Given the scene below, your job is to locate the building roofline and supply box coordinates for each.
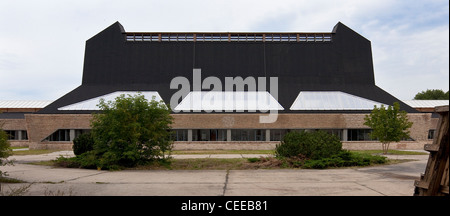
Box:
[123,32,333,43]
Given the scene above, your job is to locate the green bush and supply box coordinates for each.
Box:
[275,130,342,160]
[53,156,82,168]
[247,158,261,163]
[54,151,100,169]
[302,150,387,169]
[74,93,174,170]
[72,133,94,156]
[1,129,13,177]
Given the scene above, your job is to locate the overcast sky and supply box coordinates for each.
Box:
[0,0,448,101]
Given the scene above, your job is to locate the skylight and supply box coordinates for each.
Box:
[173,91,284,112]
[58,91,164,111]
[290,91,386,110]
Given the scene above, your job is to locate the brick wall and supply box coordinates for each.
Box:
[21,112,436,150]
[1,118,27,130]
[342,141,430,150]
[25,114,92,149]
[1,119,28,147]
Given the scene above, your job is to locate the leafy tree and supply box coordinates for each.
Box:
[0,124,13,178]
[414,89,449,100]
[364,102,413,154]
[89,93,174,169]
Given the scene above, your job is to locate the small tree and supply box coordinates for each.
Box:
[90,93,174,169]
[1,123,13,179]
[414,89,449,100]
[364,102,413,154]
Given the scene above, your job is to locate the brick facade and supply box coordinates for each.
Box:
[10,112,436,150]
[25,114,92,149]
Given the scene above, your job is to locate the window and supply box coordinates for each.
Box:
[21,130,28,140]
[347,129,376,141]
[125,33,332,43]
[231,129,266,141]
[212,129,227,141]
[346,129,414,141]
[5,130,15,140]
[192,129,227,141]
[43,129,71,142]
[4,130,28,140]
[270,129,343,141]
[43,129,91,142]
[428,130,435,140]
[270,129,288,141]
[173,129,188,141]
[321,129,344,141]
[402,136,415,141]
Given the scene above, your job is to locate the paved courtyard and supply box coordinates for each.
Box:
[1,151,428,196]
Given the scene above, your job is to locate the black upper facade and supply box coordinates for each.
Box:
[38,22,417,114]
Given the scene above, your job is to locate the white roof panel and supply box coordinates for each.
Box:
[0,100,53,108]
[174,91,284,112]
[58,91,164,111]
[290,91,386,110]
[402,100,449,108]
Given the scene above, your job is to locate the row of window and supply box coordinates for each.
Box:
[125,33,332,43]
[171,129,413,142]
[40,128,348,142]
[42,129,91,142]
[5,128,432,142]
[173,129,265,141]
[3,130,28,140]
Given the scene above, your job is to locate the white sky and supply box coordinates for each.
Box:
[0,0,448,101]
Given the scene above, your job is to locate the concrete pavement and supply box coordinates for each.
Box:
[1,151,429,196]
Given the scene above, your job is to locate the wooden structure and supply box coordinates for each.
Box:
[414,105,449,196]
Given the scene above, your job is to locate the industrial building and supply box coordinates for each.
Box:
[0,22,441,150]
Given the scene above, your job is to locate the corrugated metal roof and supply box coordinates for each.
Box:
[402,100,449,108]
[0,100,53,108]
[174,91,284,112]
[58,91,163,110]
[290,91,387,110]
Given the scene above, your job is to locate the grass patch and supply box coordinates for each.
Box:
[9,147,28,150]
[134,158,249,170]
[27,160,55,166]
[384,159,416,165]
[0,176,26,183]
[49,149,421,170]
[11,149,62,156]
[51,154,395,171]
[171,150,275,155]
[245,150,390,169]
[351,149,427,155]
[301,151,387,169]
